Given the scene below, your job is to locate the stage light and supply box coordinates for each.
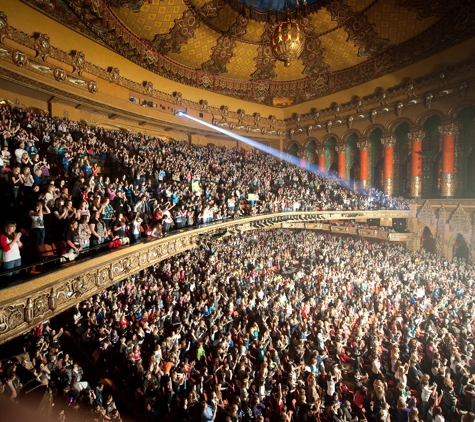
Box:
[175,110,186,117]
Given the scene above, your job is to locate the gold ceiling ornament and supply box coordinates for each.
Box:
[270,0,306,67]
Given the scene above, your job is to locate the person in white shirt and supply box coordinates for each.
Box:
[0,221,23,275]
[14,142,27,164]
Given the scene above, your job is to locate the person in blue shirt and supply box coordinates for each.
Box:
[200,400,216,422]
[62,152,72,173]
[33,167,44,186]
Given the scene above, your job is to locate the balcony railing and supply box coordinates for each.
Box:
[0,208,414,345]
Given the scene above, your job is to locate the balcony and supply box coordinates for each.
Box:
[0,208,414,345]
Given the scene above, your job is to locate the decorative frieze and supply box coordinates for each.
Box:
[0,209,414,345]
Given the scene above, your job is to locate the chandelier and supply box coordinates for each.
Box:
[270,0,306,67]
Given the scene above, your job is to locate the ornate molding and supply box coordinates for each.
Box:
[449,204,470,234]
[439,123,459,136]
[441,173,455,197]
[381,136,396,148]
[407,130,425,142]
[417,200,436,227]
[356,139,370,150]
[335,144,346,154]
[13,0,475,105]
[0,209,414,344]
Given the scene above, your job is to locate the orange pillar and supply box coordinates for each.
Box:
[381,136,396,195]
[408,130,423,198]
[356,139,370,189]
[438,123,457,197]
[316,147,326,173]
[335,145,347,180]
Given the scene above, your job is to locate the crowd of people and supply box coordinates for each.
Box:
[2,229,474,422]
[0,104,409,275]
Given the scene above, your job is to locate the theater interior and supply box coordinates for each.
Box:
[1,0,475,421]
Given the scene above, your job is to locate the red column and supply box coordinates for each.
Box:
[381,136,396,195]
[335,145,347,180]
[356,139,370,189]
[438,123,458,197]
[316,147,326,173]
[408,130,423,197]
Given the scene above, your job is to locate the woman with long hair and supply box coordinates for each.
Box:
[0,221,23,275]
[89,210,106,247]
[77,214,92,249]
[51,197,69,241]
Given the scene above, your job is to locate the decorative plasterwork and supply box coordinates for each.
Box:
[251,20,278,80]
[326,1,388,57]
[417,200,436,227]
[151,10,201,55]
[17,0,475,105]
[437,206,447,233]
[449,204,470,234]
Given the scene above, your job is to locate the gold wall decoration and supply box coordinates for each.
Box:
[12,50,28,67]
[72,51,87,75]
[34,33,51,61]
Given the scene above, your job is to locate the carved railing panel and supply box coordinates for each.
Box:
[0,210,414,344]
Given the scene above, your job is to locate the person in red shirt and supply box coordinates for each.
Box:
[0,221,23,276]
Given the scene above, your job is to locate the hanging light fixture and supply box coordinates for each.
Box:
[270,0,305,67]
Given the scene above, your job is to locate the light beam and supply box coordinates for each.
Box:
[177,112,369,195]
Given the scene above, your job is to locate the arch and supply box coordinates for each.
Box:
[370,127,384,190]
[347,133,359,189]
[306,139,317,166]
[287,142,299,156]
[394,122,411,195]
[420,226,436,254]
[284,141,301,152]
[340,129,363,143]
[455,105,475,194]
[415,109,446,127]
[325,136,337,172]
[303,137,318,148]
[452,233,469,261]
[448,100,475,120]
[320,133,340,146]
[387,117,415,133]
[363,124,387,138]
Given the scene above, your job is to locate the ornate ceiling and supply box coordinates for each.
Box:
[19,0,475,106]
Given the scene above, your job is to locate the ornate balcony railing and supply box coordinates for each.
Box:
[0,209,414,345]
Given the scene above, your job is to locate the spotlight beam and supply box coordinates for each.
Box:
[177,113,372,196]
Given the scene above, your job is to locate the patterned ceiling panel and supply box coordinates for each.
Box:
[224,41,259,79]
[240,19,266,43]
[208,4,238,32]
[366,0,440,46]
[167,25,217,69]
[274,56,307,81]
[308,7,338,34]
[19,0,475,105]
[319,26,366,71]
[111,1,188,41]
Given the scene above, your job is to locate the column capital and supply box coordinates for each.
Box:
[439,122,458,136]
[315,147,326,155]
[407,129,425,142]
[356,139,371,150]
[335,144,347,154]
[381,135,396,148]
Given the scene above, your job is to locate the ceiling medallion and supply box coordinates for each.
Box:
[270,0,306,67]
